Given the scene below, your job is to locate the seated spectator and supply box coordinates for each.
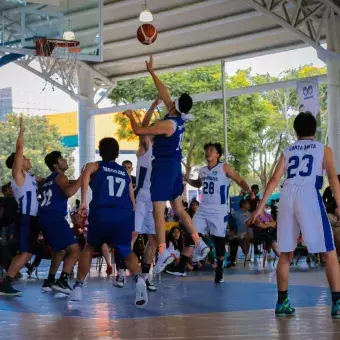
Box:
[187,200,199,218]
[227,199,251,266]
[327,202,340,259]
[323,175,340,207]
[253,207,280,257]
[166,226,183,263]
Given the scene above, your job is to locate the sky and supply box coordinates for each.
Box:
[0,45,326,115]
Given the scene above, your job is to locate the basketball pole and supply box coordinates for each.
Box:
[221,60,228,159]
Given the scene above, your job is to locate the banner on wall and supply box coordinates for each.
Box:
[297,80,319,116]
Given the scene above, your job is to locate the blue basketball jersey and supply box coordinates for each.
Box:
[89,161,132,210]
[152,114,185,160]
[39,172,67,215]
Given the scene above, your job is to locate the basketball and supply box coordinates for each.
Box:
[137,24,158,45]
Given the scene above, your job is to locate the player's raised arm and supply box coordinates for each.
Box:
[183,173,202,188]
[56,173,82,198]
[142,97,161,127]
[323,146,340,214]
[145,55,173,111]
[80,162,98,214]
[12,117,25,186]
[123,110,174,137]
[223,163,252,195]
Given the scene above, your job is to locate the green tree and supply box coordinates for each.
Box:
[0,114,75,184]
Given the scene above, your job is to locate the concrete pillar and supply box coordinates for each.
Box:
[77,66,95,172]
[327,16,340,172]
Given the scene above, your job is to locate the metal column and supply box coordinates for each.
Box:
[221,60,228,158]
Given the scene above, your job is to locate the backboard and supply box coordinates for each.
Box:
[0,0,103,62]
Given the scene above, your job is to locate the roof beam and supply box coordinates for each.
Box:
[243,0,339,60]
[108,40,311,81]
[89,74,327,116]
[103,9,262,50]
[94,26,286,70]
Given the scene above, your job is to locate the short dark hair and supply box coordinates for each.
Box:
[251,184,259,191]
[45,151,62,172]
[178,93,193,114]
[5,153,16,169]
[293,111,317,137]
[99,137,119,161]
[122,160,132,166]
[1,184,8,194]
[203,142,223,160]
[239,199,250,209]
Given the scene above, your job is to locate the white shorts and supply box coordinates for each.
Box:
[134,197,155,235]
[193,206,228,238]
[277,186,335,253]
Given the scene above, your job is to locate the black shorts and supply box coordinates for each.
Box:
[15,214,40,254]
[253,227,277,246]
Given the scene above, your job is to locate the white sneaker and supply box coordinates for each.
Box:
[135,277,148,308]
[113,269,126,288]
[153,249,174,274]
[68,285,83,302]
[192,238,210,262]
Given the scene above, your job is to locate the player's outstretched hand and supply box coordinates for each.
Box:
[79,202,87,218]
[145,55,153,72]
[123,109,133,118]
[246,209,261,226]
[19,116,24,132]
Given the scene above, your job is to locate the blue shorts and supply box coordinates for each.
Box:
[87,208,134,260]
[151,159,184,202]
[15,214,40,254]
[38,212,77,252]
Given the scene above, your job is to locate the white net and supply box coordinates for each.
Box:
[36,39,79,92]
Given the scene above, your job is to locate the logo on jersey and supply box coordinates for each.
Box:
[212,171,218,175]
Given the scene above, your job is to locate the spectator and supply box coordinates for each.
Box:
[187,200,199,218]
[253,208,280,257]
[166,226,183,263]
[323,175,340,208]
[326,202,340,259]
[227,199,251,266]
[248,184,262,255]
[122,160,136,188]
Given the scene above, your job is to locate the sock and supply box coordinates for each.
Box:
[134,273,142,283]
[278,290,288,304]
[332,292,340,305]
[191,233,200,245]
[216,259,224,271]
[141,262,151,274]
[158,243,166,255]
[59,272,70,281]
[48,273,56,282]
[74,279,84,288]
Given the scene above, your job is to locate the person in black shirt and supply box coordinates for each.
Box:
[323,175,340,208]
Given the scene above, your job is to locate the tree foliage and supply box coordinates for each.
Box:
[0,114,74,184]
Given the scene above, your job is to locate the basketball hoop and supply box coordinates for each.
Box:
[35,38,81,92]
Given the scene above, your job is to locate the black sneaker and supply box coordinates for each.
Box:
[0,282,22,296]
[41,279,54,292]
[165,266,187,277]
[146,279,157,292]
[214,270,224,283]
[52,278,72,294]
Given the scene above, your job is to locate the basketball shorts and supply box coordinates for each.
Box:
[135,197,155,235]
[15,214,40,254]
[87,207,134,259]
[151,159,184,202]
[193,205,228,238]
[38,212,77,252]
[277,186,335,253]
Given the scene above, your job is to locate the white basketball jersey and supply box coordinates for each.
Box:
[135,146,153,199]
[282,140,324,189]
[199,163,230,208]
[11,172,38,216]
